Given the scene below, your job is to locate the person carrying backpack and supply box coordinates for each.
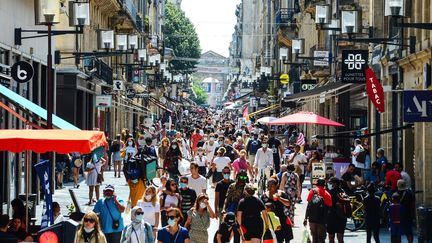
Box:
[303,178,332,243]
[326,177,350,243]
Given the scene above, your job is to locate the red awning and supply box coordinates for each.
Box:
[0,130,108,154]
[268,112,344,127]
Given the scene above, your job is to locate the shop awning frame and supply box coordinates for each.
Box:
[0,84,80,130]
[283,82,354,102]
[247,104,280,118]
[149,96,173,113]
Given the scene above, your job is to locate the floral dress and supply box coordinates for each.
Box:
[283,171,298,220]
[188,209,210,243]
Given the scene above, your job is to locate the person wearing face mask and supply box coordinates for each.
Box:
[75,211,107,243]
[125,138,138,159]
[193,148,208,177]
[188,162,207,194]
[184,194,216,243]
[165,140,183,181]
[120,206,154,243]
[203,133,218,162]
[190,128,203,157]
[179,177,197,226]
[137,186,160,238]
[157,207,190,243]
[111,134,125,178]
[142,137,157,157]
[93,185,125,243]
[254,137,274,194]
[326,177,347,243]
[245,133,262,175]
[215,166,235,218]
[211,147,232,187]
[160,178,181,227]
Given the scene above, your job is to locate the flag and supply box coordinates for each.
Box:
[365,67,385,113]
[296,132,305,146]
[34,160,54,228]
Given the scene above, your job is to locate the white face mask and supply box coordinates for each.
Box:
[128,141,133,146]
[172,145,177,149]
[168,218,176,227]
[199,202,207,209]
[84,227,94,233]
[262,144,268,148]
[131,179,138,184]
[134,214,144,222]
[145,195,152,201]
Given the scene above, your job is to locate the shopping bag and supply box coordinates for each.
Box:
[262,229,277,243]
[302,228,311,243]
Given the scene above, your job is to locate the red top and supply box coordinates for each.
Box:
[385,170,401,191]
[307,186,333,207]
[191,133,203,150]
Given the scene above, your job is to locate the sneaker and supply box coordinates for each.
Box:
[76,184,80,189]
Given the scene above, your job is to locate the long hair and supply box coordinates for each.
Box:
[165,178,178,193]
[194,193,209,211]
[77,212,103,243]
[161,137,170,148]
[143,185,158,207]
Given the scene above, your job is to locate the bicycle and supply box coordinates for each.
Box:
[345,187,367,231]
[257,166,273,196]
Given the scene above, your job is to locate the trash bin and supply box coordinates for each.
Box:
[417,207,432,241]
[18,194,37,219]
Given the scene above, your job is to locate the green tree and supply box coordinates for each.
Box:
[191,80,208,105]
[164,1,201,74]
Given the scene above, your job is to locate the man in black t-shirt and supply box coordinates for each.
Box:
[214,212,237,243]
[215,167,234,217]
[179,176,197,225]
[341,164,363,195]
[268,130,283,173]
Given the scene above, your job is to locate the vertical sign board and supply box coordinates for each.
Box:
[341,50,369,83]
[403,90,432,122]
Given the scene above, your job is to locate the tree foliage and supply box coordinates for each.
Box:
[191,80,208,105]
[164,1,201,74]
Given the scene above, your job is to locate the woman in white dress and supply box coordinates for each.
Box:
[137,186,160,238]
[85,159,99,205]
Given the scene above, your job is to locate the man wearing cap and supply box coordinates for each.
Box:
[304,178,332,243]
[94,185,125,243]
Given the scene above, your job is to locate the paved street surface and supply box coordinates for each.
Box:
[35,170,416,242]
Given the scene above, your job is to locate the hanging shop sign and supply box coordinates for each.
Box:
[365,67,385,113]
[11,61,34,83]
[301,79,317,92]
[126,88,136,99]
[113,80,124,91]
[403,90,432,122]
[95,95,112,108]
[280,73,289,84]
[341,50,368,83]
[313,50,330,66]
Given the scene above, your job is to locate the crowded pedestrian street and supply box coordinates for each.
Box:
[0,0,431,243]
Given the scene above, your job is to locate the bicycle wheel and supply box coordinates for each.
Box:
[345,203,366,231]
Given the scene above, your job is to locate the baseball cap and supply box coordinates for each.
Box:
[104,184,115,191]
[225,212,236,225]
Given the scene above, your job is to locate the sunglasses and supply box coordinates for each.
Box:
[136,212,144,215]
[223,172,230,175]
[83,218,95,223]
[171,184,177,186]
[167,216,177,220]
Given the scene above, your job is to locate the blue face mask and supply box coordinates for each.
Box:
[179,183,187,189]
[168,218,176,227]
[223,174,230,180]
[134,214,143,222]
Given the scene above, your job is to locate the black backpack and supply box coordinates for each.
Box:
[306,190,327,223]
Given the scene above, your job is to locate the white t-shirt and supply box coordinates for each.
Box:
[194,155,207,167]
[352,145,364,168]
[187,175,207,194]
[290,153,308,174]
[163,194,179,208]
[213,156,231,172]
[203,142,218,161]
[137,201,160,226]
[125,146,137,157]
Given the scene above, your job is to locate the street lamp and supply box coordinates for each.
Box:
[115,34,128,51]
[128,35,138,50]
[292,39,305,55]
[315,4,331,24]
[98,30,115,50]
[341,10,361,34]
[138,49,147,63]
[385,0,404,16]
[279,47,289,61]
[69,1,90,26]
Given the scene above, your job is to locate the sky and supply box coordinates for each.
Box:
[181,0,241,57]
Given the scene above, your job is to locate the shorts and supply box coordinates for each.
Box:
[242,217,264,240]
[327,218,347,234]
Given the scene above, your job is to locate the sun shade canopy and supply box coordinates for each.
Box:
[268,112,344,127]
[0,130,108,154]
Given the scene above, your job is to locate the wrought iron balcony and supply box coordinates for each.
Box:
[136,14,143,32]
[93,58,113,85]
[120,0,138,27]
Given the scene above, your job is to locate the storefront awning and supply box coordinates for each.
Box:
[149,96,173,113]
[0,85,80,130]
[283,82,354,102]
[247,104,280,118]
[232,92,253,102]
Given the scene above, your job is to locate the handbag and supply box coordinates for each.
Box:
[97,173,104,183]
[105,202,120,229]
[120,150,126,158]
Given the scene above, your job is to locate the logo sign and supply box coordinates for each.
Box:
[365,67,385,113]
[11,61,34,83]
[95,95,112,108]
[280,73,289,84]
[301,79,317,92]
[113,80,123,91]
[342,50,368,83]
[126,88,136,99]
[403,90,432,122]
[313,51,330,66]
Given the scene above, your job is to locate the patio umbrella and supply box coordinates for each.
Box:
[256,116,277,124]
[268,111,344,127]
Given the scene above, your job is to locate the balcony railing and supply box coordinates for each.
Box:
[276,8,297,26]
[94,59,113,85]
[136,14,143,32]
[120,0,138,26]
